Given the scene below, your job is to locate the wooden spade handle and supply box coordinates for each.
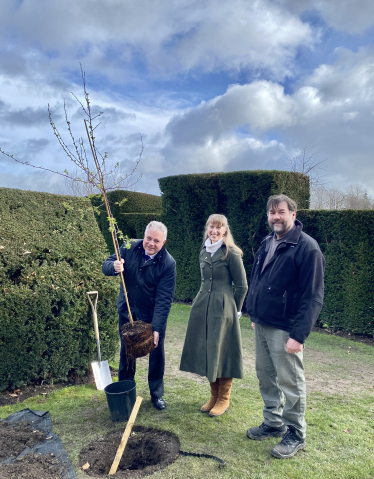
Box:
[109,396,143,475]
[86,291,99,341]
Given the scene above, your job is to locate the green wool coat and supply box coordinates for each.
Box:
[180,245,248,382]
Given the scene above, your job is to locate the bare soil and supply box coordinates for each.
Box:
[312,326,374,346]
[0,371,96,407]
[0,420,45,461]
[0,421,63,479]
[79,425,180,478]
[0,452,63,479]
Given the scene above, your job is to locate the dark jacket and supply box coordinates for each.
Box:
[246,220,325,344]
[102,240,176,333]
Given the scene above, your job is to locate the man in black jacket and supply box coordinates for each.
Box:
[102,221,176,410]
[246,194,325,458]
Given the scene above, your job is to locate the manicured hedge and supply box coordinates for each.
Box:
[91,190,161,252]
[159,171,309,300]
[298,210,374,335]
[0,188,119,391]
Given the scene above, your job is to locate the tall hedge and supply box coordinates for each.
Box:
[91,190,161,252]
[159,171,309,300]
[0,188,119,391]
[298,210,374,335]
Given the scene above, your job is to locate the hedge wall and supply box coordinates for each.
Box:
[91,190,161,253]
[159,170,309,300]
[298,210,374,335]
[0,188,119,391]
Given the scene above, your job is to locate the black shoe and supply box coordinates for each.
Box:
[247,422,287,441]
[152,397,166,410]
[271,427,306,459]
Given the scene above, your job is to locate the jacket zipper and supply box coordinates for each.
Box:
[268,256,279,280]
[252,258,260,294]
[283,291,287,316]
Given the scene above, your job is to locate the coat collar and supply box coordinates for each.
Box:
[262,219,303,249]
[201,245,226,263]
[135,239,165,265]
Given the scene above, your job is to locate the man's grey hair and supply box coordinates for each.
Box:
[267,194,297,213]
[145,221,168,239]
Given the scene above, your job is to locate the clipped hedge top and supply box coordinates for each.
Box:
[105,190,162,214]
[0,188,110,286]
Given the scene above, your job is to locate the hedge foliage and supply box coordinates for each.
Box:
[0,188,119,391]
[91,190,161,252]
[159,171,309,300]
[298,210,374,334]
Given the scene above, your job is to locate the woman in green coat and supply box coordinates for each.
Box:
[180,214,248,416]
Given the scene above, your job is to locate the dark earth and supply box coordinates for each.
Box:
[79,425,180,478]
[0,420,63,479]
[0,452,64,479]
[0,370,97,407]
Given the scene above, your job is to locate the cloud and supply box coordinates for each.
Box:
[139,45,374,195]
[0,0,314,79]
[277,0,374,35]
[0,100,51,127]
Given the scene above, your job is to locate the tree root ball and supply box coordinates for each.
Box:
[79,425,180,478]
[121,321,154,359]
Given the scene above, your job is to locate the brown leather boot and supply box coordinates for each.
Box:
[209,378,233,417]
[201,379,219,412]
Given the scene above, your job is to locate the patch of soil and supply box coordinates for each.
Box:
[0,452,63,479]
[0,420,45,461]
[79,425,180,478]
[0,371,96,407]
[312,326,374,346]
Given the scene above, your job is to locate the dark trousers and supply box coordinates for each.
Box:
[118,312,165,400]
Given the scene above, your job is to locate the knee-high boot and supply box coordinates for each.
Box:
[209,377,233,417]
[201,379,219,412]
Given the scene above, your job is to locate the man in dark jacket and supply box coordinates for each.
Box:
[246,194,325,458]
[102,221,176,410]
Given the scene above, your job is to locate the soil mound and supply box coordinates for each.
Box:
[0,420,46,461]
[79,425,180,478]
[0,452,63,479]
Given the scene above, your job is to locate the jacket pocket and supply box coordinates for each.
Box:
[256,285,287,320]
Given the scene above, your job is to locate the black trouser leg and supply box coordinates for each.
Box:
[148,330,165,400]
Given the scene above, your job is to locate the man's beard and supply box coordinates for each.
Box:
[270,221,289,235]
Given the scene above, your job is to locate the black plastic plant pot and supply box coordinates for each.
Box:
[104,380,136,422]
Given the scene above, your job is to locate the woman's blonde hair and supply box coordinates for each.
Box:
[203,214,243,260]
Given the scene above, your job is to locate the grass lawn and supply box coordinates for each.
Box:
[1,303,374,478]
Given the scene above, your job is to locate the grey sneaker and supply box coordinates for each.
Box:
[271,427,306,459]
[246,422,287,441]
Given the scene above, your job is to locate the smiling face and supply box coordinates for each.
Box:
[268,200,296,239]
[143,227,166,255]
[207,222,227,243]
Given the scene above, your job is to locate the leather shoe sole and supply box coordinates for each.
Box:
[152,398,166,410]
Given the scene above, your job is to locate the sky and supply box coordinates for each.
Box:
[1,0,374,197]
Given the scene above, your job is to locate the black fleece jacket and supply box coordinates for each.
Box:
[246,220,325,344]
[102,240,176,333]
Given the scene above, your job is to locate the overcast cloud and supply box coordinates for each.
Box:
[0,0,374,197]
